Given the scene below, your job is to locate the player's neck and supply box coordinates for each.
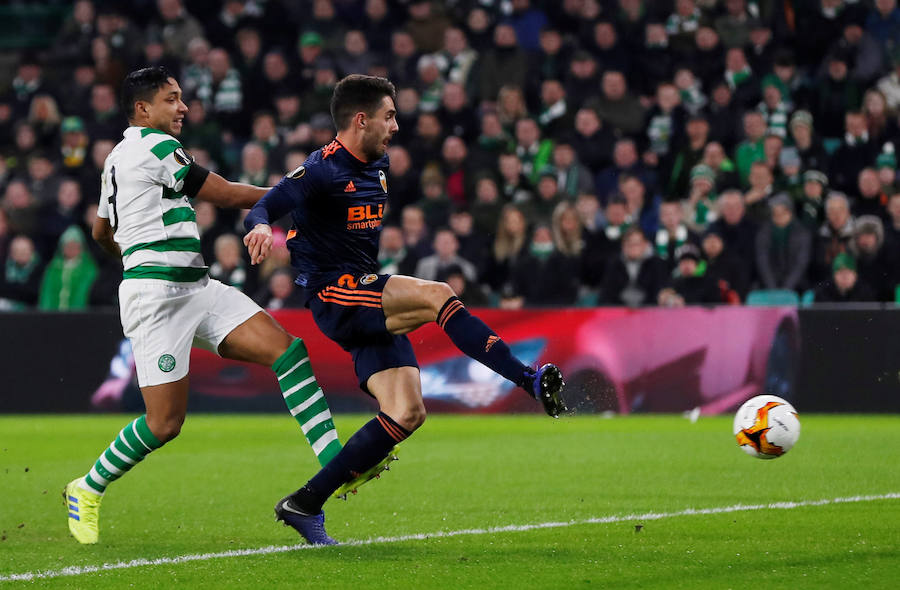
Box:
[335,132,369,163]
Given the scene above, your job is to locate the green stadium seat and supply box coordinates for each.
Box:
[746,289,800,306]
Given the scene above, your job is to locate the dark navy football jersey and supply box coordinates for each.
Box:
[244,139,390,294]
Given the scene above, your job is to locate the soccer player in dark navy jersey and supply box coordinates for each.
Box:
[244,74,566,545]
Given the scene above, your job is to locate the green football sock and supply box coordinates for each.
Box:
[79,415,163,495]
[273,338,342,466]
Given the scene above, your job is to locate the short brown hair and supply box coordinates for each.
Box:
[330,74,396,131]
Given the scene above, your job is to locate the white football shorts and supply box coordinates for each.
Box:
[118,277,261,387]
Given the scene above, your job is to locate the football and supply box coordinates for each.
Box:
[733,395,801,459]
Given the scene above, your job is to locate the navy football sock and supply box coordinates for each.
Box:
[293,412,410,513]
[437,296,531,387]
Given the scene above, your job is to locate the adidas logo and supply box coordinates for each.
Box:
[485,335,500,352]
[344,181,356,193]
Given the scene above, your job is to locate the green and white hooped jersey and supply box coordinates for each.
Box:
[97,126,206,282]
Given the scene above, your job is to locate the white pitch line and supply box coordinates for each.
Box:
[2,492,898,583]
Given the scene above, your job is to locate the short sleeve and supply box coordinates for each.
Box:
[96,162,111,219]
[147,135,194,191]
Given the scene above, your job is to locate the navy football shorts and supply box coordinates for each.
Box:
[308,273,418,393]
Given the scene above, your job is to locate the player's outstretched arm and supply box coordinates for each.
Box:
[244,223,272,265]
[194,170,269,209]
[242,181,301,265]
[91,216,120,258]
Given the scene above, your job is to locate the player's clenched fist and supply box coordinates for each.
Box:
[244,223,273,265]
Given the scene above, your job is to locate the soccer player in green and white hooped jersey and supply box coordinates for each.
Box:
[64,66,344,545]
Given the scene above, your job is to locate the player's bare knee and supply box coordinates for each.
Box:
[146,414,185,443]
[397,402,426,432]
[426,281,456,316]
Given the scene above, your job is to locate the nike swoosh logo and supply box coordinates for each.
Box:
[279,500,309,516]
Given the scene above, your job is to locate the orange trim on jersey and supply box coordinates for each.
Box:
[286,229,297,240]
[321,140,341,159]
[437,300,464,328]
[317,293,383,308]
[335,139,368,163]
[377,415,407,442]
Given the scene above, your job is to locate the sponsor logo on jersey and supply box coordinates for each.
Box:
[288,165,306,179]
[158,354,176,372]
[379,170,387,193]
[346,204,384,230]
[344,180,356,192]
[360,273,378,285]
[173,147,193,166]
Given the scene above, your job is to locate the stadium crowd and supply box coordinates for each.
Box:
[2,0,900,311]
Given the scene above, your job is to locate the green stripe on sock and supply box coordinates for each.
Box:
[122,424,151,457]
[317,439,342,465]
[305,418,336,445]
[113,435,142,462]
[83,473,105,494]
[135,415,162,449]
[284,383,322,410]
[272,339,307,375]
[293,395,330,422]
[121,237,201,257]
[94,460,114,481]
[162,207,196,226]
[151,139,182,160]
[104,448,130,471]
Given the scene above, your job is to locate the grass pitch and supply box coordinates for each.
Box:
[1,413,899,589]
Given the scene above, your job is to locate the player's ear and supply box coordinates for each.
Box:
[355,112,366,129]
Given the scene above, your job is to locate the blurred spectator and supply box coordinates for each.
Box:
[523,170,564,224]
[435,26,478,91]
[296,31,325,89]
[58,116,90,176]
[581,194,625,288]
[436,263,488,306]
[389,30,420,88]
[828,20,884,84]
[510,224,579,306]
[708,189,758,267]
[701,227,749,302]
[336,30,375,78]
[385,146,419,224]
[302,60,339,120]
[438,82,478,143]
[50,0,96,64]
[850,215,894,300]
[644,83,687,173]
[200,48,244,130]
[514,118,554,185]
[26,152,61,205]
[704,81,741,153]
[797,170,829,230]
[528,27,569,90]
[38,226,97,311]
[253,267,303,310]
[813,252,877,302]
[400,205,432,274]
[754,193,811,292]
[417,166,451,231]
[463,7,493,53]
[714,0,754,48]
[674,67,708,118]
[308,0,345,52]
[743,161,775,222]
[405,0,451,54]
[600,227,667,307]
[496,85,528,136]
[91,36,127,89]
[10,54,51,119]
[876,52,900,110]
[149,0,204,59]
[658,243,720,306]
[746,19,776,76]
[789,110,829,175]
[3,180,39,236]
[194,200,226,264]
[591,70,645,138]
[537,80,572,139]
[86,83,126,141]
[208,234,247,290]
[498,152,533,204]
[238,142,268,187]
[811,52,863,140]
[866,0,900,49]
[723,47,760,108]
[855,167,890,220]
[407,112,443,170]
[692,26,726,91]
[701,141,739,191]
[471,175,505,236]
[27,94,62,150]
[0,235,44,311]
[634,23,675,99]
[684,164,718,232]
[596,139,655,203]
[877,150,899,193]
[440,135,472,206]
[666,0,702,55]
[862,89,898,146]
[571,107,614,174]
[478,23,528,104]
[795,1,847,70]
[551,140,594,199]
[813,191,856,284]
[656,200,701,271]
[378,225,407,275]
[448,208,489,274]
[734,111,766,187]
[831,112,878,194]
[565,51,602,111]
[416,54,445,112]
[362,0,393,54]
[667,115,710,199]
[758,82,789,139]
[39,179,83,259]
[414,227,478,283]
[486,204,528,293]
